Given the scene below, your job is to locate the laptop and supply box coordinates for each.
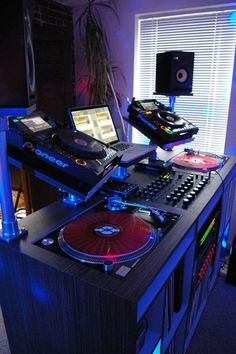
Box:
[68,105,156,164]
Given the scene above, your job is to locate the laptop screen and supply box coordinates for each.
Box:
[68,105,119,144]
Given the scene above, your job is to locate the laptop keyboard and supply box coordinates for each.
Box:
[115,142,133,151]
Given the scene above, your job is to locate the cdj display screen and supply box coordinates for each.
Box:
[139,101,158,111]
[21,116,52,133]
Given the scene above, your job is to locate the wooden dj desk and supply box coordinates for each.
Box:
[0,154,236,354]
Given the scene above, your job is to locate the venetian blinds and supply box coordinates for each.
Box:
[133,7,236,154]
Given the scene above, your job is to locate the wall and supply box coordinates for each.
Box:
[73,0,236,153]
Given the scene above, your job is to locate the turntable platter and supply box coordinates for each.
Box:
[172,153,221,171]
[157,111,185,128]
[58,211,156,264]
[53,129,106,159]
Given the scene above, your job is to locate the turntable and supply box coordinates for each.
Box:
[36,202,181,277]
[172,150,225,172]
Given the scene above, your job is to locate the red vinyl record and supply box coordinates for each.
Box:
[172,153,220,171]
[58,211,156,264]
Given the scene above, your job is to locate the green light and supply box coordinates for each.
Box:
[200,218,216,246]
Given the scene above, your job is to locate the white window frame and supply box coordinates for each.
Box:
[133,3,236,155]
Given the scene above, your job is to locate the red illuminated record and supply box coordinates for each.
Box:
[58,211,156,264]
[172,153,220,171]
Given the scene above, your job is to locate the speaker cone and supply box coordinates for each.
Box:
[176,68,188,83]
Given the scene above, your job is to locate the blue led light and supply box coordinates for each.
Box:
[152,339,161,354]
[222,221,230,249]
[229,12,236,25]
[30,278,52,305]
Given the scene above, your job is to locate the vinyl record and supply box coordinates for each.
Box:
[172,153,221,171]
[157,111,185,128]
[58,211,156,264]
[53,129,106,159]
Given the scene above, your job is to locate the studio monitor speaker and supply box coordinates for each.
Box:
[0,0,36,108]
[155,51,194,96]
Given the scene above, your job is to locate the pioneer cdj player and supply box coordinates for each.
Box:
[127,98,199,147]
[7,112,123,200]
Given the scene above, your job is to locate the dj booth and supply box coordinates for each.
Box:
[0,101,236,354]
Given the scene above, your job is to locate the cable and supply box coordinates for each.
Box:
[214,169,225,193]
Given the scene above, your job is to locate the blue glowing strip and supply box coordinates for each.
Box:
[0,105,36,116]
[152,338,161,354]
[222,221,230,249]
[137,114,157,130]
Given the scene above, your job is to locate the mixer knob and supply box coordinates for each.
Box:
[183,198,190,208]
[196,184,203,190]
[186,194,193,202]
[190,191,196,198]
[172,196,178,204]
[166,195,171,201]
[177,193,182,198]
[193,187,200,194]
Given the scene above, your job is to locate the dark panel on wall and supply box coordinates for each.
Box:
[0,0,36,107]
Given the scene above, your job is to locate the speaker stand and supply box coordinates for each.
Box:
[169,96,176,112]
[0,116,27,242]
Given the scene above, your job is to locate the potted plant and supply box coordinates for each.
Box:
[75,0,126,128]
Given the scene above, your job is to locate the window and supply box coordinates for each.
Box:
[133,5,236,154]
